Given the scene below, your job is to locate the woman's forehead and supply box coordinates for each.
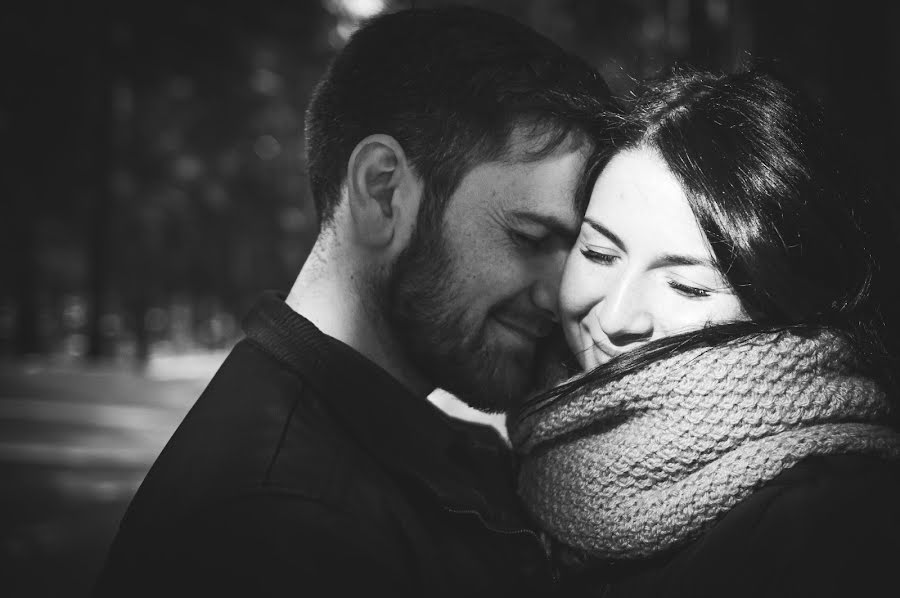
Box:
[587,147,714,262]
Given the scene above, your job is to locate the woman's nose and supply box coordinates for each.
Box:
[594,276,653,346]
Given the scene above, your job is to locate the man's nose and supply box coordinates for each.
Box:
[529,253,566,323]
[594,274,653,345]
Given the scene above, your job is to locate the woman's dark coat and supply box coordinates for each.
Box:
[562,454,900,597]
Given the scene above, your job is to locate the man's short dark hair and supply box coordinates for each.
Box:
[304,6,612,230]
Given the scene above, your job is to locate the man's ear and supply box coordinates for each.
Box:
[346,134,418,251]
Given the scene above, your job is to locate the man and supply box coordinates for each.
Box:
[95,7,611,596]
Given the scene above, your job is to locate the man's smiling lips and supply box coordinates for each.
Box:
[493,315,555,343]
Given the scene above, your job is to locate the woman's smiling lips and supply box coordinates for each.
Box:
[580,325,625,367]
[591,342,623,365]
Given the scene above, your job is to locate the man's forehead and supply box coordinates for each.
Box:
[493,147,585,224]
[481,165,582,239]
[500,123,589,163]
[446,134,586,236]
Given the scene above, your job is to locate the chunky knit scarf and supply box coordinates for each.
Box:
[509,329,900,560]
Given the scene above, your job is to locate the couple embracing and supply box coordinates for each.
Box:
[96,6,900,597]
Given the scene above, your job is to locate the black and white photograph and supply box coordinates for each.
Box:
[3,1,900,596]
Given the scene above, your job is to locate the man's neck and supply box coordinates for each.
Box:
[286,258,433,399]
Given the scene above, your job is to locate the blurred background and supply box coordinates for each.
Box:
[2,1,899,596]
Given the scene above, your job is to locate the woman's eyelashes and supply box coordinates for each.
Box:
[579,246,618,265]
[578,231,723,301]
[580,241,716,300]
[667,279,712,298]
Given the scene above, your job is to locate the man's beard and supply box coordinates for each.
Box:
[383,222,539,413]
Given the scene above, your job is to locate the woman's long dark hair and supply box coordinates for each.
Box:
[523,68,899,419]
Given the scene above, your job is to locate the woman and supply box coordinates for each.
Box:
[509,69,900,596]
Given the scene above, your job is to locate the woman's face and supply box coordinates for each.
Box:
[560,147,748,370]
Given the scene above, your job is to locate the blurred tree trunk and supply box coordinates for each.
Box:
[4,9,47,356]
[120,21,151,367]
[687,0,716,68]
[11,185,40,355]
[86,13,116,361]
[130,291,149,365]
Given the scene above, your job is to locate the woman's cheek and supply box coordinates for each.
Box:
[559,258,592,319]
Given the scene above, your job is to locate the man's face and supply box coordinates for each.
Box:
[388,139,586,412]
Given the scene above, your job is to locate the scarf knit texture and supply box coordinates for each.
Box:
[509,329,900,560]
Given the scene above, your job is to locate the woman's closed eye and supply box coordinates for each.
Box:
[667,278,712,298]
[580,247,618,265]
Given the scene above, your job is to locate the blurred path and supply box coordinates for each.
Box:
[0,353,225,598]
[0,352,505,597]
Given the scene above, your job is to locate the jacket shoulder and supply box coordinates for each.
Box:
[117,340,398,537]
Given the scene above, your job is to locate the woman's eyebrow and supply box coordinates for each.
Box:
[583,217,718,270]
[651,253,717,269]
[583,217,626,251]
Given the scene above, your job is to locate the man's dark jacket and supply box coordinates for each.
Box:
[94,292,553,597]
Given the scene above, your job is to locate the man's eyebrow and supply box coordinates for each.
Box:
[583,217,626,251]
[510,211,579,239]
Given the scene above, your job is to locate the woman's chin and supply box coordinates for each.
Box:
[577,350,598,371]
[579,346,620,371]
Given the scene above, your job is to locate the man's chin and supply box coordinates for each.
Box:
[446,363,535,415]
[452,390,517,415]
